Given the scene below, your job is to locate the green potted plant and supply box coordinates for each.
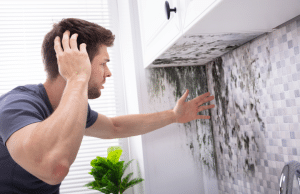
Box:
[84,146,144,194]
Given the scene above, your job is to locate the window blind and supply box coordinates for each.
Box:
[0,1,128,193]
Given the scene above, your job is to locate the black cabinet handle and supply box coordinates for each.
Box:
[165,1,176,20]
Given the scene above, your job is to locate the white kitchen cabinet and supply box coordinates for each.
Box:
[180,0,220,34]
[137,0,181,68]
[185,0,300,35]
[137,0,223,68]
[135,0,300,68]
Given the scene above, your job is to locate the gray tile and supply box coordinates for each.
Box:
[294,90,300,97]
[290,131,295,139]
[292,73,298,81]
[275,154,284,162]
[288,40,293,49]
[297,63,300,71]
[295,46,299,55]
[284,83,289,91]
[282,139,287,147]
[205,18,300,194]
[283,115,293,123]
[282,34,288,42]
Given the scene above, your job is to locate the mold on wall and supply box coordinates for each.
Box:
[207,17,300,193]
[208,53,267,190]
[143,13,300,194]
[147,65,217,176]
[151,33,264,68]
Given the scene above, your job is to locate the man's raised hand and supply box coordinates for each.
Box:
[54,30,92,82]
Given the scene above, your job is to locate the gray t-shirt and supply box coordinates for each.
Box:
[0,83,98,193]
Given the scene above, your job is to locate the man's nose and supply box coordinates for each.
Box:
[105,66,112,77]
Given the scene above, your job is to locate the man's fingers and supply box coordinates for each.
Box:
[203,95,215,104]
[80,43,87,53]
[180,89,189,102]
[197,115,211,120]
[54,36,63,54]
[61,30,71,51]
[193,92,210,102]
[198,104,215,112]
[70,33,79,51]
[193,92,213,106]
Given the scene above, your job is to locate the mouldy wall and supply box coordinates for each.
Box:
[207,17,300,193]
[145,14,300,194]
[147,65,217,173]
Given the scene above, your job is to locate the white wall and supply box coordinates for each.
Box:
[117,0,146,193]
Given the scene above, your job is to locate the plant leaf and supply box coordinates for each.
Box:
[107,146,122,155]
[91,156,107,167]
[85,146,145,194]
[120,172,133,191]
[121,178,144,193]
[107,149,123,164]
[122,159,134,177]
[102,173,119,193]
[114,161,125,185]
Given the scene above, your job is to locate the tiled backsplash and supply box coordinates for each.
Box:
[146,15,300,194]
[207,16,300,193]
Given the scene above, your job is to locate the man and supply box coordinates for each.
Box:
[0,18,215,193]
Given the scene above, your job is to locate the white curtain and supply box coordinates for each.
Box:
[0,0,128,193]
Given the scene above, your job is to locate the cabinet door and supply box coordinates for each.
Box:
[181,0,220,34]
[138,0,182,68]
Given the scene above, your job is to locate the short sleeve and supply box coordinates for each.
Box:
[0,94,44,146]
[86,103,98,128]
[0,92,98,146]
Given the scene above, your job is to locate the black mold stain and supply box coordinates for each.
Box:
[148,65,209,108]
[208,93,219,176]
[152,35,261,67]
[242,133,250,154]
[212,57,231,156]
[189,35,204,38]
[254,102,265,132]
[225,45,239,50]
[147,65,217,173]
[245,158,255,176]
[235,102,245,114]
[210,54,263,181]
[203,134,206,145]
[190,142,194,149]
[237,136,242,150]
[197,135,202,150]
[152,58,201,65]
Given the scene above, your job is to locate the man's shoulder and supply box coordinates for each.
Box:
[0,83,52,120]
[0,83,41,99]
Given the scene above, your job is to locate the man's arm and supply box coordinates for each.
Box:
[109,90,214,138]
[25,79,89,184]
[110,109,176,138]
[86,90,215,139]
[24,31,91,184]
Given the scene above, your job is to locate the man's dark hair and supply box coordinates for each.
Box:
[41,18,115,82]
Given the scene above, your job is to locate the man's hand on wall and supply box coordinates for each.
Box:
[173,89,215,123]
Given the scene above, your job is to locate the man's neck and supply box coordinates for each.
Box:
[43,76,66,112]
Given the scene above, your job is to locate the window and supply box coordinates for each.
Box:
[0,1,128,193]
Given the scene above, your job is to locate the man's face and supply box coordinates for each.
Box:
[87,45,111,99]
